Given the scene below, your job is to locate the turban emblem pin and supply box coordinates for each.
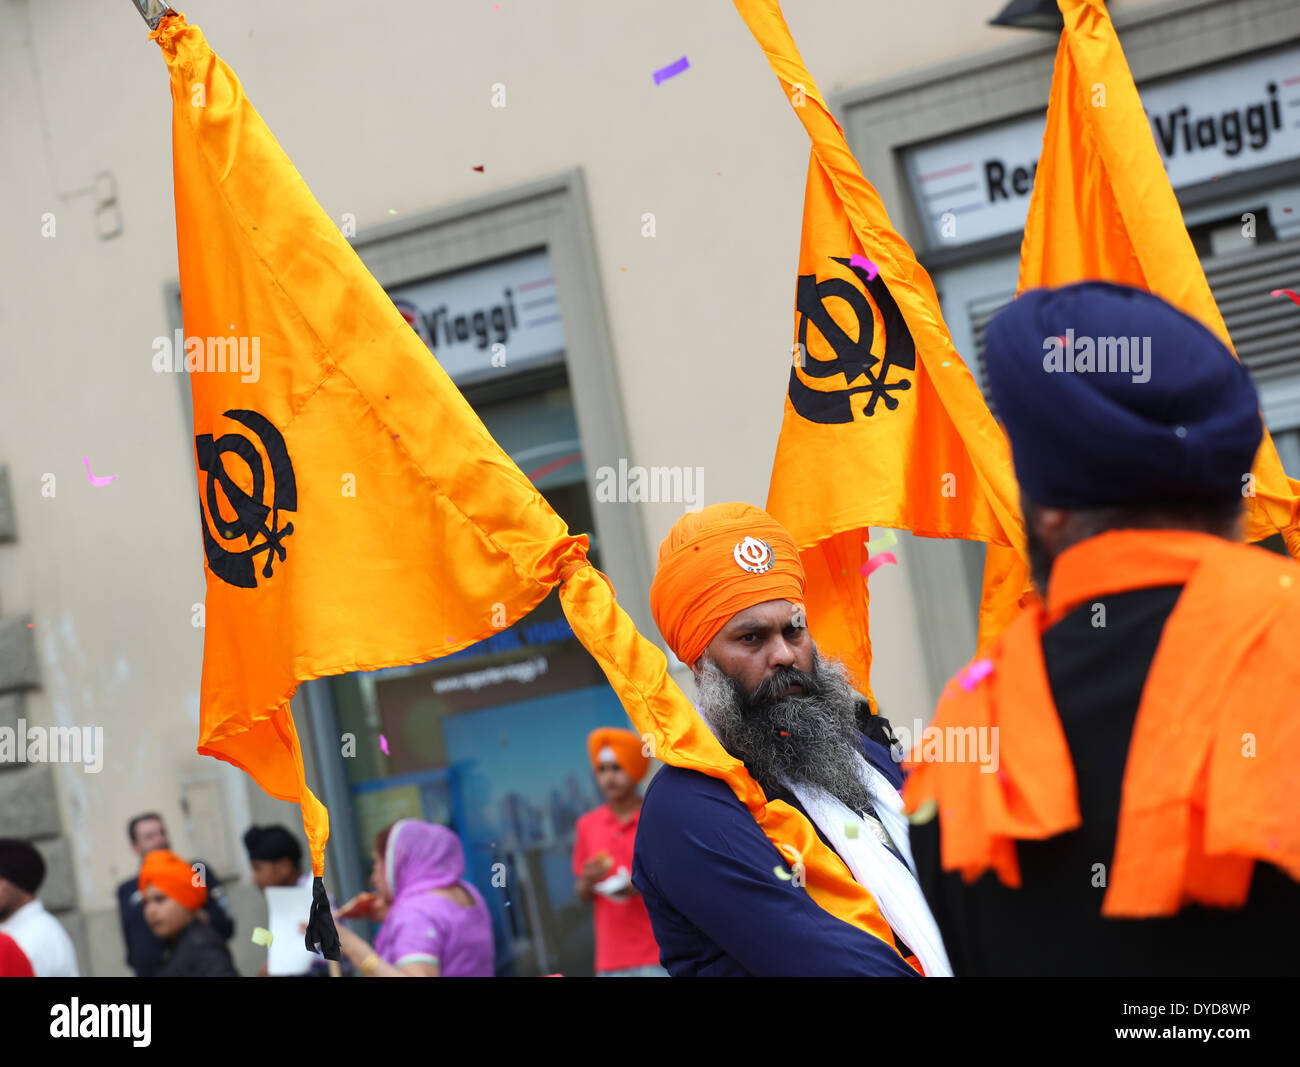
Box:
[733,536,774,575]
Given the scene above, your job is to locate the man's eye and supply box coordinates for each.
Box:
[740,633,760,643]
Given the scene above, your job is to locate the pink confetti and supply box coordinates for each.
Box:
[958,658,995,692]
[379,734,389,756]
[1270,289,1300,308]
[858,551,897,577]
[849,254,879,280]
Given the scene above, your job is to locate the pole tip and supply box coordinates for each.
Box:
[131,0,176,31]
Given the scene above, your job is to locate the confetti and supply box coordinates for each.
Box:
[652,56,690,85]
[858,551,897,577]
[387,208,397,215]
[958,658,995,692]
[472,165,485,173]
[907,798,938,825]
[848,253,879,280]
[844,821,859,839]
[864,530,898,554]
[1270,288,1300,309]
[26,623,35,628]
[772,865,792,881]
[251,927,274,947]
[379,734,389,755]
[82,456,117,487]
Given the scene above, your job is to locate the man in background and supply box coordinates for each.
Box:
[117,811,233,977]
[0,838,79,976]
[243,823,340,976]
[572,727,665,976]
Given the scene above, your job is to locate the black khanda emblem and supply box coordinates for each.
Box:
[195,409,296,588]
[791,255,915,423]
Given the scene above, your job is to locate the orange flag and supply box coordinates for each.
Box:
[151,13,593,950]
[150,9,909,958]
[737,0,1028,705]
[1012,0,1300,559]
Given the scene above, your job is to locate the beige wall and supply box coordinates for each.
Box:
[1,0,1167,973]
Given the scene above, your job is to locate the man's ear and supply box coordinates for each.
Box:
[1030,504,1070,551]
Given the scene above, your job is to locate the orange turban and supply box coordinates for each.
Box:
[138,849,207,911]
[587,727,649,782]
[649,502,806,668]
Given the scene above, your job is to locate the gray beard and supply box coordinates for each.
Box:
[695,650,876,816]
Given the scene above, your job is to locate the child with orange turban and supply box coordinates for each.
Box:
[572,727,665,976]
[139,850,238,977]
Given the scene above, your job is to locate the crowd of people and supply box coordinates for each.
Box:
[1,282,1296,977]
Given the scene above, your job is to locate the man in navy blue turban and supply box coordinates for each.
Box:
[907,281,1300,977]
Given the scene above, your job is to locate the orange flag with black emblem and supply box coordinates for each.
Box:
[1006,0,1300,566]
[737,0,1029,705]
[151,7,919,962]
[151,12,603,952]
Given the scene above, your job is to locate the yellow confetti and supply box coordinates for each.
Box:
[907,798,939,826]
[251,926,274,947]
[864,530,899,554]
[844,821,859,839]
[773,865,792,881]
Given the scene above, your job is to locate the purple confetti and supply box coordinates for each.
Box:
[379,734,389,756]
[849,253,879,280]
[959,658,994,692]
[653,56,690,85]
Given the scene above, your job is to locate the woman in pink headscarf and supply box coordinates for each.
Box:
[334,820,494,977]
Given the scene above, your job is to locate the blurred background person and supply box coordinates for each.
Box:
[139,849,239,977]
[243,823,342,977]
[0,840,78,976]
[117,812,234,977]
[572,727,665,977]
[334,819,493,977]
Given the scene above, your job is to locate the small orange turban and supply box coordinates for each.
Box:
[138,849,207,911]
[587,727,649,782]
[649,502,806,668]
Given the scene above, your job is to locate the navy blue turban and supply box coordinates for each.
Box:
[983,281,1263,509]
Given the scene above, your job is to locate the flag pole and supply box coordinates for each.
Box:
[130,0,175,29]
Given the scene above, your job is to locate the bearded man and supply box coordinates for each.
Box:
[629,502,951,977]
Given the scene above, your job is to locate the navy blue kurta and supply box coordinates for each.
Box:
[631,731,920,977]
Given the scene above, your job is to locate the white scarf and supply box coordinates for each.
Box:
[783,754,953,977]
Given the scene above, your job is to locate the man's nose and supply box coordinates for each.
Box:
[767,635,798,670]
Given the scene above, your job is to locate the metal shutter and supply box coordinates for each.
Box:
[966,238,1300,402]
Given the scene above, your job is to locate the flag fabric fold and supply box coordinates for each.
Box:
[738,0,1030,704]
[152,10,914,962]
[1019,0,1300,557]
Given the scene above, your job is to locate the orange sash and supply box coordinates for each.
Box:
[903,529,1300,917]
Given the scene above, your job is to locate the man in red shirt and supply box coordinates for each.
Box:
[572,727,666,976]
